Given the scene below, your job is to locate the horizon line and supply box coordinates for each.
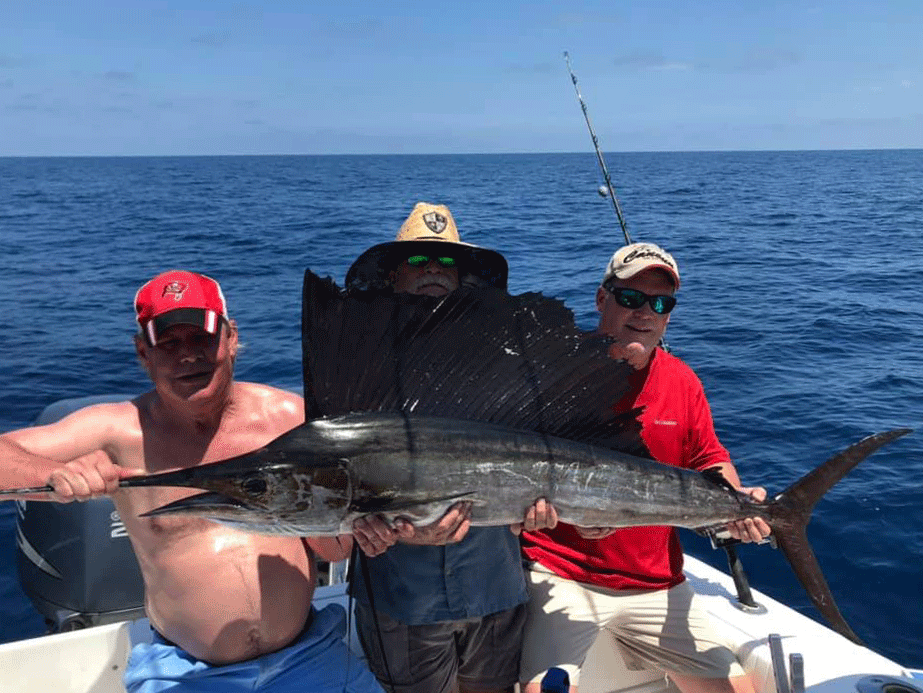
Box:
[2,146,922,160]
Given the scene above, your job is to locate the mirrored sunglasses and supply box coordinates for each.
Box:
[605,285,677,315]
[406,255,457,268]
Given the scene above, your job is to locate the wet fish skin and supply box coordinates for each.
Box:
[125,414,911,646]
[134,412,767,535]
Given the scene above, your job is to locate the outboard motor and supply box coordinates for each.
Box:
[16,395,145,632]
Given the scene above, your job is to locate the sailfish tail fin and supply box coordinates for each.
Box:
[765,428,912,644]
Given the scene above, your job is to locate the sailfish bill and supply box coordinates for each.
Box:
[126,271,910,645]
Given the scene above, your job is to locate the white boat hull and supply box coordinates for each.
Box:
[2,554,920,693]
[579,554,919,692]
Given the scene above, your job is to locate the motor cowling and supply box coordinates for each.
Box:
[16,395,145,632]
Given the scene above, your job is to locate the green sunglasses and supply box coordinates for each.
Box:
[406,255,458,268]
[605,285,677,315]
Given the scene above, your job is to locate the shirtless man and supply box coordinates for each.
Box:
[0,270,381,693]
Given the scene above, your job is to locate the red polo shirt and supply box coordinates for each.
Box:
[521,348,730,591]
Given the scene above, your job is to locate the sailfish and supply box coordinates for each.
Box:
[14,270,910,644]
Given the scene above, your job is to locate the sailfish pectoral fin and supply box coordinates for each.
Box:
[351,491,477,526]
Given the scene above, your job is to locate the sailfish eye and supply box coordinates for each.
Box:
[242,475,268,495]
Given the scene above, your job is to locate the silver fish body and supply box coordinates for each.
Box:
[136,412,763,535]
[125,413,910,646]
[340,414,765,530]
[135,412,906,542]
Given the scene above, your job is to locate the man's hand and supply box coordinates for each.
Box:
[46,450,127,502]
[608,342,649,370]
[398,501,472,546]
[510,498,558,536]
[306,535,354,563]
[726,486,771,543]
[352,515,400,558]
[352,502,473,557]
[574,525,618,540]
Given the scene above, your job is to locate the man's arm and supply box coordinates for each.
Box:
[0,403,138,501]
[701,460,770,543]
[0,435,70,492]
[304,536,354,563]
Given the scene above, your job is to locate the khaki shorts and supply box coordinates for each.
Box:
[520,567,745,686]
[356,602,526,693]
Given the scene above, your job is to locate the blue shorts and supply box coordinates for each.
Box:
[124,604,383,693]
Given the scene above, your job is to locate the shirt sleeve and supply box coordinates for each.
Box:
[683,372,731,471]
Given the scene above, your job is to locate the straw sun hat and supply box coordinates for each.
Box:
[345,202,508,291]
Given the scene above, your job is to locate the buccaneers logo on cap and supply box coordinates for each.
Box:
[422,211,448,234]
[162,281,188,301]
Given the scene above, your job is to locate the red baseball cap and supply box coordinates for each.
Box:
[134,270,229,346]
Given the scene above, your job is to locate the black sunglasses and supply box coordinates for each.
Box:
[406,255,457,268]
[604,285,677,315]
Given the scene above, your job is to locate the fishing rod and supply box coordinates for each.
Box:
[563,58,761,603]
[564,51,632,245]
[1,479,136,496]
[1,485,56,495]
[563,58,769,600]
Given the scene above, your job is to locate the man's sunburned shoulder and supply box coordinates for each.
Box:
[235,382,304,414]
[59,398,142,432]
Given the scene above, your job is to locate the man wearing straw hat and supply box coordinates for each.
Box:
[344,201,509,295]
[343,202,557,693]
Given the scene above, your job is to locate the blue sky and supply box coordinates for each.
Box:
[1,1,921,156]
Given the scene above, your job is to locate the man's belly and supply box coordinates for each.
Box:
[136,528,317,664]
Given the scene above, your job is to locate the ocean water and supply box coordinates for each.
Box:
[0,151,921,667]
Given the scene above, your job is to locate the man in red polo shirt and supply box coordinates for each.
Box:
[519,243,770,693]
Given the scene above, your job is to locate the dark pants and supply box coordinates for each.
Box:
[355,602,527,693]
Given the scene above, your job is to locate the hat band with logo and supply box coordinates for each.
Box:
[345,202,509,291]
[602,242,680,289]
